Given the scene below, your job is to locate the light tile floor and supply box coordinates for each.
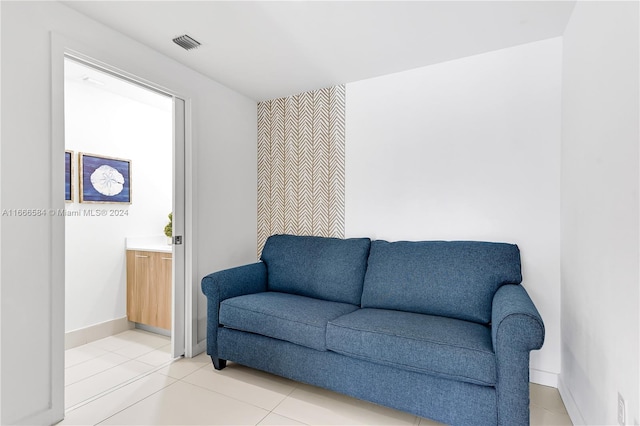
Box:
[58,329,572,425]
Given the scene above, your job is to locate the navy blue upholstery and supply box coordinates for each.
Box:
[361,240,522,324]
[201,235,544,426]
[492,284,545,426]
[220,292,358,351]
[218,327,498,425]
[326,308,496,386]
[261,234,371,305]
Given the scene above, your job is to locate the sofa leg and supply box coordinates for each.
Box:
[211,356,227,370]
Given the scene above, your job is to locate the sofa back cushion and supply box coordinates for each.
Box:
[261,234,371,305]
[361,240,522,324]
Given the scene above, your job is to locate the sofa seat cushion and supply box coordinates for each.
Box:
[326,309,496,386]
[220,292,359,351]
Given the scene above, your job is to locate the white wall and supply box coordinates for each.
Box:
[64,67,172,333]
[0,1,257,424]
[0,2,4,422]
[560,2,639,425]
[345,38,562,383]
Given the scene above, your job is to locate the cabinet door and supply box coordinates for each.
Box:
[138,251,156,327]
[127,250,172,330]
[127,250,153,325]
[127,251,142,323]
[155,253,172,330]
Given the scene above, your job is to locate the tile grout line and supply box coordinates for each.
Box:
[65,350,170,389]
[174,365,304,422]
[531,404,571,421]
[65,351,120,371]
[65,351,145,386]
[66,339,168,370]
[65,338,172,386]
[65,356,180,413]
[530,401,571,417]
[262,381,307,425]
[93,380,182,426]
[263,382,307,425]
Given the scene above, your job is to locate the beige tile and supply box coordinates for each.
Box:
[65,345,108,368]
[530,404,573,426]
[65,352,130,385]
[156,355,209,380]
[135,344,174,367]
[530,383,568,414]
[124,329,170,347]
[98,380,269,425]
[191,351,211,363]
[86,337,129,353]
[182,363,296,411]
[65,360,156,408]
[273,384,416,425]
[58,373,176,425]
[91,330,168,354]
[258,412,307,425]
[113,341,164,359]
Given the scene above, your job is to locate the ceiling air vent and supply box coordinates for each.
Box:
[173,34,201,51]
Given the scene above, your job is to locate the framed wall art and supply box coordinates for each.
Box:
[79,153,132,204]
[65,150,74,202]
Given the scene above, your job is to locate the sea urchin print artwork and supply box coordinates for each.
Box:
[79,153,131,203]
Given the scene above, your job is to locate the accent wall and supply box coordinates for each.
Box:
[257,86,346,255]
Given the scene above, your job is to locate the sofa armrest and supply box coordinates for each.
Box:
[491,284,544,352]
[491,284,544,425]
[201,261,267,302]
[201,262,267,360]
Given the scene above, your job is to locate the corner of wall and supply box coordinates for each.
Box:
[557,374,586,425]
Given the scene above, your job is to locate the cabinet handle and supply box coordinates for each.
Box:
[135,255,149,258]
[161,257,172,261]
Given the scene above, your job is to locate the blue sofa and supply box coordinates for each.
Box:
[201,234,544,425]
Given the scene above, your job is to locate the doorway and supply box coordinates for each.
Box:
[62,57,186,411]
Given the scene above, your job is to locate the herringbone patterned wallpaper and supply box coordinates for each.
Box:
[257,85,346,256]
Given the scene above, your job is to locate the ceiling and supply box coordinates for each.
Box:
[62,1,576,101]
[65,58,174,111]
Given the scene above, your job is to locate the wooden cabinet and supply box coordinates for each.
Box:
[126,250,172,330]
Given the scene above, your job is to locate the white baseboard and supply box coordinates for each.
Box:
[65,317,134,349]
[530,368,559,388]
[557,375,586,425]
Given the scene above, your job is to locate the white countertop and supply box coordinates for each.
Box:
[126,236,173,253]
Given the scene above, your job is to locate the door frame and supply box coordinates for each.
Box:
[52,33,196,363]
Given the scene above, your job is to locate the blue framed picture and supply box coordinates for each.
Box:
[65,150,73,202]
[79,153,132,204]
